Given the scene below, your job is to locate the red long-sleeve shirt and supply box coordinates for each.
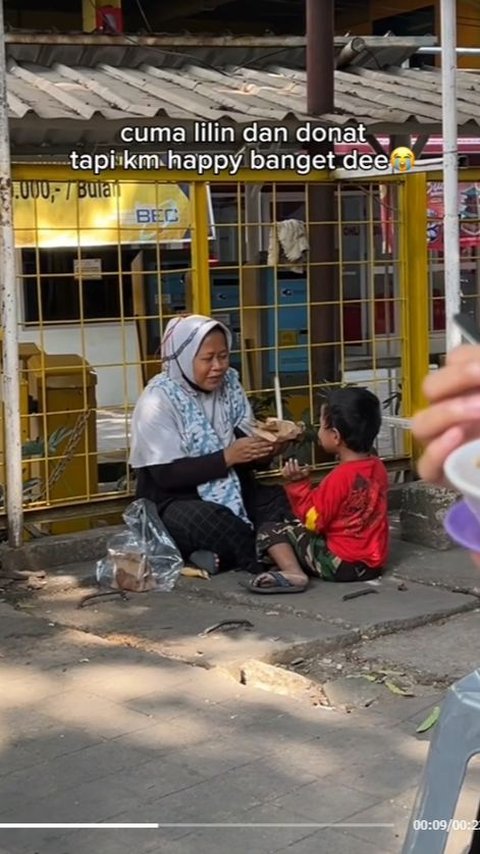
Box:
[285,457,389,568]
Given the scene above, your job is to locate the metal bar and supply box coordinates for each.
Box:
[382,415,412,429]
[390,134,410,155]
[333,160,444,181]
[402,172,429,459]
[242,184,263,392]
[307,0,333,115]
[425,168,479,182]
[412,135,430,158]
[366,134,388,157]
[398,180,413,463]
[0,495,129,525]
[306,0,338,390]
[0,0,22,547]
[441,0,461,352]
[418,46,480,55]
[2,34,437,47]
[10,165,333,184]
[0,453,413,529]
[250,455,413,483]
[190,182,211,316]
[336,37,366,69]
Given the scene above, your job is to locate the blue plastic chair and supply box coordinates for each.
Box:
[402,670,480,854]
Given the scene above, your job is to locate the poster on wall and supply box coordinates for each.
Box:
[11,179,215,248]
[427,182,480,251]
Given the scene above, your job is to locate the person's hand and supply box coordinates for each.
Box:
[224,437,273,467]
[412,345,480,484]
[282,458,312,482]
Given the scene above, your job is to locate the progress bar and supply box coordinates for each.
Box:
[0,823,394,830]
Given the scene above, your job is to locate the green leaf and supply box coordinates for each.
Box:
[378,669,406,676]
[385,680,415,697]
[416,706,441,734]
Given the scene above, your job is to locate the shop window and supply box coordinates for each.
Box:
[21,247,134,324]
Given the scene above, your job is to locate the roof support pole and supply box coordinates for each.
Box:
[366,135,388,157]
[306,0,339,413]
[0,0,23,546]
[412,135,430,158]
[441,0,461,351]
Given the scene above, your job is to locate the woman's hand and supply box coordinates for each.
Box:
[412,345,480,484]
[282,458,312,482]
[224,437,273,467]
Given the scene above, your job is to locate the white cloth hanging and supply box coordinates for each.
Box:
[267,218,309,273]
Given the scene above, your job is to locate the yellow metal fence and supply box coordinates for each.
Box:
[0,166,430,532]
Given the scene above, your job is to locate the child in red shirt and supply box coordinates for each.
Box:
[249,387,389,594]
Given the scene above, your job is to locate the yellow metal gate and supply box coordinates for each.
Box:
[0,166,429,530]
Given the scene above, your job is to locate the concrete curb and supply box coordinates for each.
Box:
[0,525,122,574]
[399,482,459,550]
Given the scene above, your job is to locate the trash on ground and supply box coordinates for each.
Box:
[416,706,441,734]
[361,670,415,697]
[342,588,379,601]
[181,566,210,580]
[96,499,183,593]
[200,619,254,637]
[78,590,129,609]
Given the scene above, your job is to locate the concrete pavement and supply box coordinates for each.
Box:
[0,610,430,854]
[0,534,479,853]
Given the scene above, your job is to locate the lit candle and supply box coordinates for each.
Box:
[274,375,283,421]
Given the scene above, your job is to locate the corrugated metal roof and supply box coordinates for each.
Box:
[7,60,480,154]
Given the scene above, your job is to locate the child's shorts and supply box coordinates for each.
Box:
[256,519,382,582]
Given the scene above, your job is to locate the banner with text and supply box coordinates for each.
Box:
[12,180,214,248]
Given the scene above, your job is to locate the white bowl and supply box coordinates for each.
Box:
[444,438,480,521]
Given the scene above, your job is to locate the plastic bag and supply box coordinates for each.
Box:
[96,498,183,592]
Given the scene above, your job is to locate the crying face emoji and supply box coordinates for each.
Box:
[390,147,415,173]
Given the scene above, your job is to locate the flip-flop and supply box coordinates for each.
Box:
[188,550,220,576]
[245,570,308,595]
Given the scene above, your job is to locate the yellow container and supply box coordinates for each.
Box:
[28,354,98,533]
[18,342,42,379]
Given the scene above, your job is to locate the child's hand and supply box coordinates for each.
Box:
[282,458,312,482]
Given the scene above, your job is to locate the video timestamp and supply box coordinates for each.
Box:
[413,819,480,832]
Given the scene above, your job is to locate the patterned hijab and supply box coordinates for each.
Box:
[129,315,254,524]
[161,314,232,385]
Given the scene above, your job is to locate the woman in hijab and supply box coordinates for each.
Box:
[129,314,294,575]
